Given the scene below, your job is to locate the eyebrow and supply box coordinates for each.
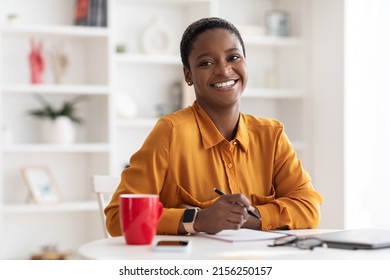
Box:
[195,47,242,60]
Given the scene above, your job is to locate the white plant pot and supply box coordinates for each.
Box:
[42,117,76,144]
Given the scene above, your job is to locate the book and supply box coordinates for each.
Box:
[74,0,89,26]
[74,0,107,27]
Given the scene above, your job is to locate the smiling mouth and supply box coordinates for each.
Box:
[212,80,237,89]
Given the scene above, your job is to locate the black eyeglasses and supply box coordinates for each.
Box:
[269,235,326,250]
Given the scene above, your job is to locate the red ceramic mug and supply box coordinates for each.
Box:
[119,194,163,245]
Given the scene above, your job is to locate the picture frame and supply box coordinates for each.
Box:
[21,166,62,204]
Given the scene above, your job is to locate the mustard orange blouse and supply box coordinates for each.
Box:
[105,101,323,236]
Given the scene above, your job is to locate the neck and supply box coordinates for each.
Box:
[200,103,240,141]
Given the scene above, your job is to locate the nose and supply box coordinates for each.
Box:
[214,61,231,75]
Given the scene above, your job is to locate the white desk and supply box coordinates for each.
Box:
[78,229,390,260]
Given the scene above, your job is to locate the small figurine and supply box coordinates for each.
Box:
[29,38,45,84]
[51,42,69,84]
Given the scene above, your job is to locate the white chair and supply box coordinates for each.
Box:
[90,175,120,238]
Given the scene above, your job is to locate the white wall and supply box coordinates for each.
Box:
[310,0,390,230]
[345,0,390,229]
[310,0,345,229]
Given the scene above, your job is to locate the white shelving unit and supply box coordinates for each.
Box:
[2,84,110,95]
[0,0,310,259]
[0,0,111,259]
[3,201,98,214]
[115,53,181,65]
[1,24,109,37]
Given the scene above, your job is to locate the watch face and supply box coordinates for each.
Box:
[183,209,196,223]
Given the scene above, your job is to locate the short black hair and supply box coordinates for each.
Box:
[180,17,246,69]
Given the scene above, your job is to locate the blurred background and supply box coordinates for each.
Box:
[0,0,389,259]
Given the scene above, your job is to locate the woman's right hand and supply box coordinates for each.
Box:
[194,194,252,234]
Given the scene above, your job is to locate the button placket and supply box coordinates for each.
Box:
[219,140,238,193]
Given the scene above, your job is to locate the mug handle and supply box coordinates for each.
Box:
[157,202,163,220]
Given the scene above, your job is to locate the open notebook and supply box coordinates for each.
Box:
[199,229,287,242]
[314,228,390,250]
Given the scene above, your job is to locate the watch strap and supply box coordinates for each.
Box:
[183,208,198,234]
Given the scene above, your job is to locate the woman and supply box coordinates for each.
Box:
[105,17,322,236]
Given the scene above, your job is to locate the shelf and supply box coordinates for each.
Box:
[115,118,158,128]
[125,0,211,4]
[244,88,306,99]
[2,143,111,153]
[0,24,109,38]
[3,201,98,214]
[115,53,181,65]
[243,36,305,47]
[1,84,110,95]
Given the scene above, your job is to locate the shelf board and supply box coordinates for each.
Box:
[0,24,109,38]
[243,36,305,47]
[3,201,98,214]
[127,0,211,4]
[115,118,158,128]
[1,84,110,95]
[244,88,306,99]
[3,143,111,153]
[115,53,181,65]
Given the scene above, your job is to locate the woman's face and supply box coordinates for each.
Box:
[184,28,248,110]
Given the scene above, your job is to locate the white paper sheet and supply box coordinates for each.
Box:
[198,229,287,242]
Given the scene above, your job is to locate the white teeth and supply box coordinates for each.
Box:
[214,80,235,88]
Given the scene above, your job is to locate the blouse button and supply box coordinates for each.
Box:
[227,163,233,168]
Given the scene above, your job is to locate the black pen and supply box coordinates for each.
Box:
[214,187,260,220]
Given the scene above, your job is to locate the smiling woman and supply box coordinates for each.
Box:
[105,17,322,237]
[183,27,248,131]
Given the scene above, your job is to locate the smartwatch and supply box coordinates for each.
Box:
[182,208,199,234]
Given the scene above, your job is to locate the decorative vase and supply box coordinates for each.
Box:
[265,10,290,37]
[142,16,174,54]
[41,116,76,144]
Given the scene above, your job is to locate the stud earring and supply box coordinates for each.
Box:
[187,81,192,86]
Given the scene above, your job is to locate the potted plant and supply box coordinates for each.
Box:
[28,94,83,144]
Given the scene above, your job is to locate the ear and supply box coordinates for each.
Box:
[183,66,192,86]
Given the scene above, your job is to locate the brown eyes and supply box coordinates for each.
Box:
[199,61,212,67]
[198,55,241,67]
[229,55,240,61]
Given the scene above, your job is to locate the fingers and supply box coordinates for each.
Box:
[224,194,256,224]
[198,208,245,233]
[216,195,251,227]
[194,194,254,234]
[195,197,250,234]
[217,194,251,216]
[224,193,252,209]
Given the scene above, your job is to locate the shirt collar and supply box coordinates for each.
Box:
[235,115,249,152]
[192,101,249,152]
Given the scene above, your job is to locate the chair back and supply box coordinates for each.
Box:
[90,175,120,238]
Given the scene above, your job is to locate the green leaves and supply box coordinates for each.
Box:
[28,94,83,124]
